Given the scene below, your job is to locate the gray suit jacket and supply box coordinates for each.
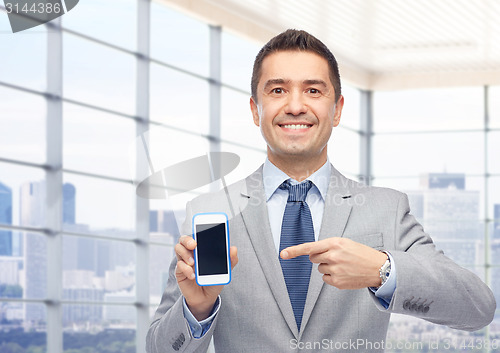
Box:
[147,165,495,353]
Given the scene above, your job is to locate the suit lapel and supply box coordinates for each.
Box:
[299,166,353,335]
[239,166,299,338]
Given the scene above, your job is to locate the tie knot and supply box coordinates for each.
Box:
[280,180,312,202]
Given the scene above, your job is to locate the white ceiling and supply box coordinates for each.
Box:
[162,0,500,90]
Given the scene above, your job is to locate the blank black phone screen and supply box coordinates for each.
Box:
[196,223,228,275]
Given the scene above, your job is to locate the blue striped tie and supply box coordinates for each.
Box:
[279,180,314,331]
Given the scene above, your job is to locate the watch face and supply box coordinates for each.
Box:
[380,259,391,284]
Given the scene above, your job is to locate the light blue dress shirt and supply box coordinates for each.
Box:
[183,159,396,338]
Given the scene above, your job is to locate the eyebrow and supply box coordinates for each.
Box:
[263,78,328,91]
[263,78,290,91]
[303,79,328,87]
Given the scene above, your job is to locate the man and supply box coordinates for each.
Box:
[147,29,495,353]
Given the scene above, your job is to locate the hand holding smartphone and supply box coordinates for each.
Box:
[192,212,231,286]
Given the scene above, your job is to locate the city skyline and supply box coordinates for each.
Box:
[0,178,178,330]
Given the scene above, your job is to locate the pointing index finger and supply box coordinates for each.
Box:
[280,240,329,260]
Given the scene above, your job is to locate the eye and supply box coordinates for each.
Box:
[271,87,284,94]
[307,88,321,95]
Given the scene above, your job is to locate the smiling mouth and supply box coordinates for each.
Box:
[279,124,312,130]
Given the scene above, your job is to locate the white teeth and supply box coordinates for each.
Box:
[282,124,310,129]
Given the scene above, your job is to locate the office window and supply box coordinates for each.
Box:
[2,2,214,352]
[62,305,136,351]
[62,173,136,236]
[143,126,211,232]
[374,175,485,263]
[490,205,500,266]
[221,31,260,91]
[0,163,45,229]
[221,87,263,148]
[150,3,209,76]
[490,177,500,222]
[492,265,500,317]
[0,232,46,300]
[339,84,361,131]
[430,221,485,265]
[62,0,137,51]
[373,176,485,213]
[144,126,210,175]
[373,87,484,132]
[490,86,500,129]
[220,142,266,185]
[491,269,500,335]
[328,127,360,177]
[372,132,484,177]
[149,244,175,304]
[489,131,500,174]
[63,103,136,179]
[150,63,210,134]
[0,15,46,91]
[61,235,136,319]
[0,303,47,346]
[0,87,46,164]
[372,177,421,191]
[373,86,493,353]
[63,33,136,115]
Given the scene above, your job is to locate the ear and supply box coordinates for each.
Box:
[333,95,344,127]
[250,96,260,127]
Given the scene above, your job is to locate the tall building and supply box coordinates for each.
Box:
[62,288,104,325]
[103,291,135,325]
[149,209,180,236]
[62,224,133,280]
[406,173,480,265]
[0,259,19,285]
[63,183,76,225]
[62,270,104,326]
[0,182,13,256]
[420,173,466,190]
[149,210,158,233]
[149,210,179,298]
[20,181,76,326]
[20,181,46,325]
[95,239,111,277]
[492,204,500,310]
[494,204,500,240]
[149,233,175,299]
[73,237,113,277]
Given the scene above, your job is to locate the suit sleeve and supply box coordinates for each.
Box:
[371,192,496,331]
[146,201,218,353]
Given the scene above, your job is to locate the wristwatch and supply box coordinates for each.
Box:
[378,253,391,287]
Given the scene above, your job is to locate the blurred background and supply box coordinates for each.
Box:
[1,0,500,352]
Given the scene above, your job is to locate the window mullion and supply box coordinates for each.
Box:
[45,17,64,353]
[135,1,151,353]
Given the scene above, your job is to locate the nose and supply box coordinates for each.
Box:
[284,90,307,116]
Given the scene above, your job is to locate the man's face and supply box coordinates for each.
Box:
[250,50,343,164]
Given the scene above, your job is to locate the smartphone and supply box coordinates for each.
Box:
[192,212,231,286]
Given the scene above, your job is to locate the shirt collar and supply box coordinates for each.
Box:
[262,158,331,201]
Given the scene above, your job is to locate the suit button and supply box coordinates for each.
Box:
[411,303,419,312]
[403,300,411,310]
[423,305,430,313]
[172,334,184,351]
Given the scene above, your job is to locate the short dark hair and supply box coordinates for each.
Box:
[251,29,342,103]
